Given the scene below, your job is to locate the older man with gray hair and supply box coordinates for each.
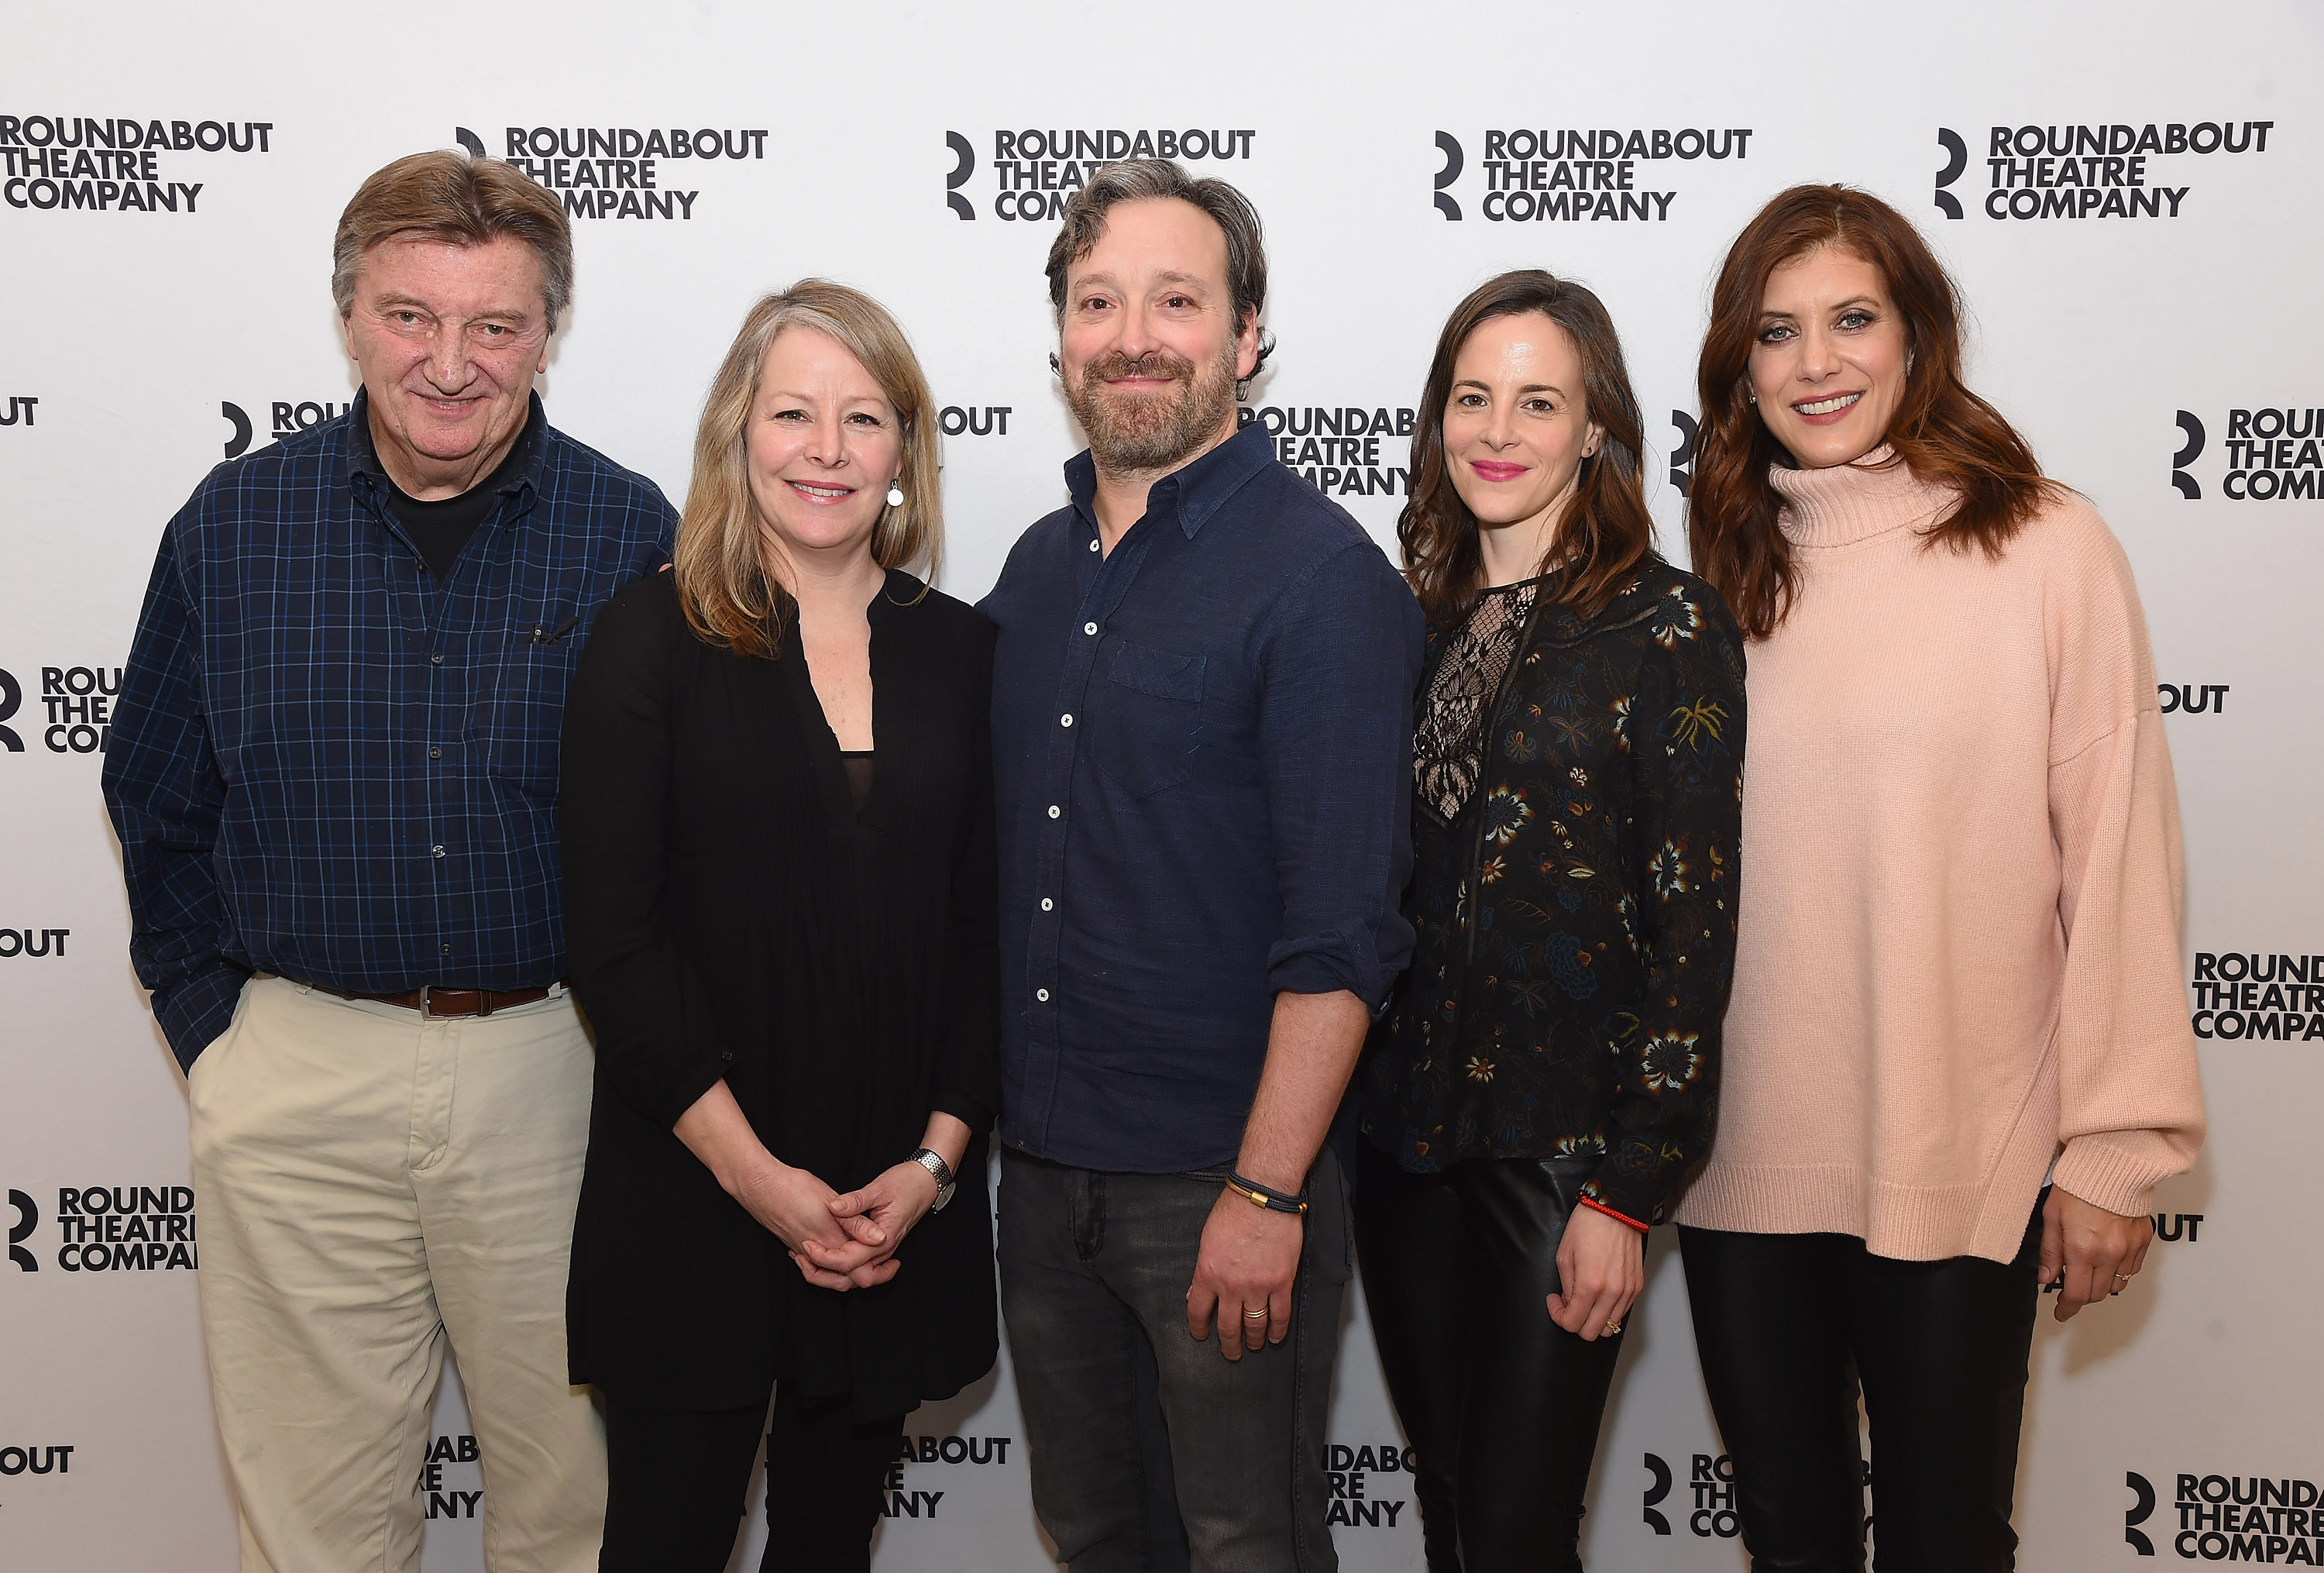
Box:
[104,150,675,1571]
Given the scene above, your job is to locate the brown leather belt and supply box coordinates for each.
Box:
[306,982,560,1019]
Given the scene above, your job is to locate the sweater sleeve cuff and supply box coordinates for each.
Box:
[2052,1132,2182,1220]
[1576,1195,1650,1233]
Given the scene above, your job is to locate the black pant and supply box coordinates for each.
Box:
[1352,1144,1623,1573]
[997,1147,1351,1573]
[1676,1200,2045,1573]
[598,1388,908,1572]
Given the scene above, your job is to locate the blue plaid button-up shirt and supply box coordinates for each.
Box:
[103,391,676,1069]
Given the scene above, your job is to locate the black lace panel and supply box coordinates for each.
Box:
[1414,582,1539,826]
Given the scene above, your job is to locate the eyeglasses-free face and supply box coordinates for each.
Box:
[1747,244,1913,471]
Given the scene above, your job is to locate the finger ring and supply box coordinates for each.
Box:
[1603,1321,1623,1336]
[1243,1307,1270,1319]
[2113,1273,2131,1283]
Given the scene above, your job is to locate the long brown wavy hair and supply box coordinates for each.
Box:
[1400,270,1657,623]
[1687,184,2059,638]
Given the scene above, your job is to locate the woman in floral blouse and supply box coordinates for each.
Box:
[1355,270,1745,1572]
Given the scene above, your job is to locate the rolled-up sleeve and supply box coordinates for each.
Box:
[1255,540,1424,1008]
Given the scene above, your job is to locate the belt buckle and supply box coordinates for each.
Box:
[418,983,436,1021]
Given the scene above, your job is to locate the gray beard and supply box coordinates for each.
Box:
[1066,344,1240,474]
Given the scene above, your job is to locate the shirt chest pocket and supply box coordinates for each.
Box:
[1087,638,1205,797]
[472,625,584,797]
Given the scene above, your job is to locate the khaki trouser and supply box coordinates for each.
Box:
[188,975,605,1573]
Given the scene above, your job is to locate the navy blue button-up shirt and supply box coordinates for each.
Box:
[983,420,1423,1173]
[103,391,676,1068]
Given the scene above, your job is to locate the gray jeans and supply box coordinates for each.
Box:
[999,1147,1351,1573]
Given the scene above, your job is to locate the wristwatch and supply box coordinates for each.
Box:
[911,1148,957,1212]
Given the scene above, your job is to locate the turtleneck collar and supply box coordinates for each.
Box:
[1767,445,1953,549]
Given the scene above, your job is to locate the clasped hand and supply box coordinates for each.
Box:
[731,1155,940,1292]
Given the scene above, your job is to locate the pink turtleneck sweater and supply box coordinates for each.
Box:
[1672,453,2205,1262]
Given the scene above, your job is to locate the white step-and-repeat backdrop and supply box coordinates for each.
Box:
[3,2,2317,1568]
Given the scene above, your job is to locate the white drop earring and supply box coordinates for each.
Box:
[885,482,904,508]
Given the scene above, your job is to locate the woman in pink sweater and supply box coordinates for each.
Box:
[1676,184,2205,1571]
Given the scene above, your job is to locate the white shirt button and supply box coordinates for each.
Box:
[431,845,445,859]
[1088,539,1099,552]
[1037,988,1050,1003]
[1061,714,1074,728]
[1048,805,1061,819]
[1085,622,1098,635]
[1040,897,1054,911]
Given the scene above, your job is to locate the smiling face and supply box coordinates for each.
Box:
[1747,245,1912,469]
[1058,196,1259,474]
[339,233,550,499]
[744,325,902,577]
[1442,312,1603,578]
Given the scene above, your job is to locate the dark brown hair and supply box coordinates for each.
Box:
[1043,158,1275,386]
[1687,184,2058,638]
[1400,270,1656,622]
[333,150,574,332]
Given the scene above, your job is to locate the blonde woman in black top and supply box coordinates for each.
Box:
[562,281,998,1571]
[1356,271,1745,1571]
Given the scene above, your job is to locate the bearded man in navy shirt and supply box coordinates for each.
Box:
[982,159,1422,1571]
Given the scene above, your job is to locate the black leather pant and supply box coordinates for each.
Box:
[1353,1143,1623,1572]
[1676,1200,2045,1572]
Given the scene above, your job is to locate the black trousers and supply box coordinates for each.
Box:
[598,1388,908,1572]
[1352,1143,1623,1573]
[1676,1200,2045,1573]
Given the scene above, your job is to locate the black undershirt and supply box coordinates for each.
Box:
[840,749,875,814]
[383,410,536,582]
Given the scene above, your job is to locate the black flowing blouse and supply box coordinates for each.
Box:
[1359,561,1746,1225]
[561,569,999,1419]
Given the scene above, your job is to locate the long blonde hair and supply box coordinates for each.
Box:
[674,281,943,659]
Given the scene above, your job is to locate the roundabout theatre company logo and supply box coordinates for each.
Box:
[1432,125,1753,223]
[942,126,1256,222]
[2126,1469,2324,1562]
[5,1185,198,1274]
[0,664,122,755]
[2188,949,2322,1044]
[219,396,350,460]
[2,112,269,214]
[462,124,766,222]
[1933,117,2274,222]
[2168,405,2322,501]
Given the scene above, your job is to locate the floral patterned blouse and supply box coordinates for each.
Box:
[1359,559,1747,1225]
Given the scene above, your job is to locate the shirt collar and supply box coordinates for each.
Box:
[1062,416,1274,540]
[346,387,547,503]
